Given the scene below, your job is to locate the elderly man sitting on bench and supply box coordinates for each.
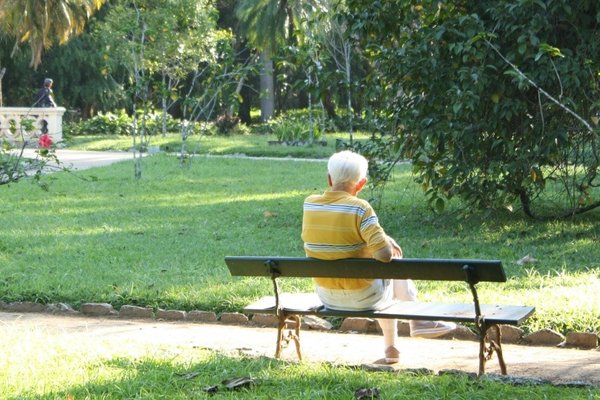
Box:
[301,150,456,364]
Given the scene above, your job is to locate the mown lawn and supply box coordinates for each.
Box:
[2,145,598,335]
[1,323,597,399]
[2,134,599,399]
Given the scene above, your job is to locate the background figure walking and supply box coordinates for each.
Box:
[34,78,57,108]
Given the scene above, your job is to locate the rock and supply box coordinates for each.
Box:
[556,381,596,389]
[302,315,333,330]
[397,321,411,336]
[46,303,77,314]
[522,328,564,346]
[402,368,435,376]
[186,310,218,322]
[252,313,279,327]
[119,305,154,319]
[485,374,552,386]
[563,332,599,349]
[4,301,47,313]
[81,303,115,316]
[450,325,478,341]
[359,364,396,372]
[340,317,374,333]
[500,325,524,344]
[219,312,249,324]
[438,369,478,380]
[156,309,186,321]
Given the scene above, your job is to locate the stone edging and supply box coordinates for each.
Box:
[1,300,598,350]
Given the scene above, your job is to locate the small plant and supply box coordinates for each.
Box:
[65,110,199,137]
[267,110,323,144]
[215,114,240,135]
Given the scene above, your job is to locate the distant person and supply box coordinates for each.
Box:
[34,78,57,108]
[302,150,456,364]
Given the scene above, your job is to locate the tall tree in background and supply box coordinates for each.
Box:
[0,0,106,69]
[235,0,295,122]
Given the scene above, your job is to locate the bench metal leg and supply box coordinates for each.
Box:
[478,323,507,376]
[275,314,302,360]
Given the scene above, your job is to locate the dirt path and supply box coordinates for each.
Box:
[1,311,598,387]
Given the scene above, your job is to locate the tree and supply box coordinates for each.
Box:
[0,0,106,69]
[296,0,357,141]
[347,0,600,219]
[235,0,298,122]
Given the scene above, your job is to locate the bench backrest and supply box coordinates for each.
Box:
[225,256,506,284]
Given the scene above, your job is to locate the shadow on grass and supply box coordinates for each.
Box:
[9,352,597,400]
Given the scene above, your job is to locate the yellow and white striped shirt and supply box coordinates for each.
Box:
[301,191,389,290]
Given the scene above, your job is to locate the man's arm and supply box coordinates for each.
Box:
[372,236,403,263]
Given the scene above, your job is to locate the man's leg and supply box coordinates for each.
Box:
[377,318,400,363]
[392,280,456,338]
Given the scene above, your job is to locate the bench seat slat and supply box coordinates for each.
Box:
[245,294,535,326]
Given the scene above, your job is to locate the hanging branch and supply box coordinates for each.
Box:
[484,38,594,133]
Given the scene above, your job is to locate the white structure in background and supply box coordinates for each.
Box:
[0,107,66,145]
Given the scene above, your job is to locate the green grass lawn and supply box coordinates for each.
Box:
[1,323,597,399]
[63,131,368,159]
[1,150,598,335]
[0,318,600,400]
[2,135,599,399]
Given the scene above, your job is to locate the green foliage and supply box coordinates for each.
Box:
[266,109,324,143]
[347,0,600,219]
[0,0,106,68]
[0,141,62,189]
[214,114,240,135]
[64,110,185,136]
[339,133,402,190]
[65,110,132,136]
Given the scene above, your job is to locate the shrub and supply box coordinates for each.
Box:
[267,109,324,143]
[64,110,133,136]
[214,114,240,135]
[65,110,184,136]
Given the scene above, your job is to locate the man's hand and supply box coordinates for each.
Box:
[388,236,403,259]
[372,236,403,262]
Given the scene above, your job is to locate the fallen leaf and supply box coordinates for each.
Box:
[203,385,219,395]
[177,371,201,380]
[355,387,380,399]
[222,376,256,390]
[516,255,537,265]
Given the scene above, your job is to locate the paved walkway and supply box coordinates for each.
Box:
[19,148,137,171]
[1,311,598,387]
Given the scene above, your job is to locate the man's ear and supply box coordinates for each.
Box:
[356,177,367,192]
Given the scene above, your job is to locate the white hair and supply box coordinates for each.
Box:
[327,150,368,185]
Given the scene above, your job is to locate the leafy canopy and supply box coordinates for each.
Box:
[347,0,600,219]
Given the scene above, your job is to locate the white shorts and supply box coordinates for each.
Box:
[315,279,394,311]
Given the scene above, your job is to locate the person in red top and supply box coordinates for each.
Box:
[302,150,456,364]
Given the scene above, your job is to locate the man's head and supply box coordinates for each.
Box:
[44,78,53,87]
[327,151,368,191]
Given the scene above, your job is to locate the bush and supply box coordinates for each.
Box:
[214,114,240,135]
[65,110,187,136]
[266,109,324,143]
[64,110,133,136]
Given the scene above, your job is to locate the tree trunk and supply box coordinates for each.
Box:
[238,83,252,124]
[0,67,6,107]
[259,50,275,122]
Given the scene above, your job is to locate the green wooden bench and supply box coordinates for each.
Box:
[225,256,535,376]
